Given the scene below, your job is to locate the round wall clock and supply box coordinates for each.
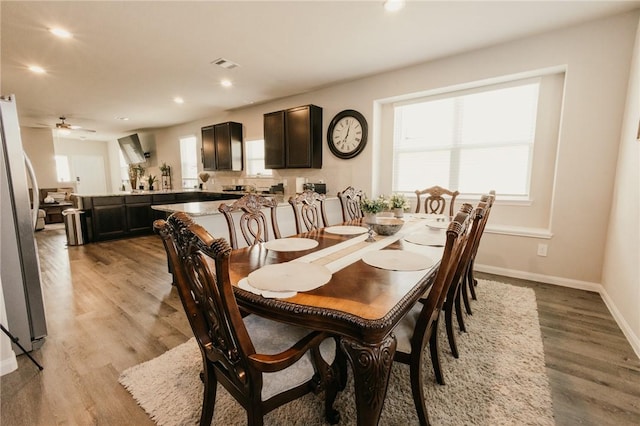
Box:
[327,109,368,159]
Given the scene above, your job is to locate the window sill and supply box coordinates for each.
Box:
[485,224,552,239]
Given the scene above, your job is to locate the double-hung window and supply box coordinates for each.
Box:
[180,135,198,189]
[392,79,540,198]
[245,139,272,177]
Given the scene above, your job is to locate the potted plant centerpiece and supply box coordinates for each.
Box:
[389,193,410,218]
[360,195,388,224]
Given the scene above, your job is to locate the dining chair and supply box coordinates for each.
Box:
[336,186,364,222]
[463,190,496,306]
[288,190,328,234]
[393,205,472,425]
[218,193,281,249]
[415,185,460,217]
[154,212,341,426]
[442,202,487,360]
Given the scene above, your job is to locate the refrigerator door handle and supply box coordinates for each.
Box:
[23,152,39,230]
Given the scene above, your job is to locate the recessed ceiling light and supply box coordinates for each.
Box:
[174,97,184,104]
[28,65,46,74]
[115,116,130,121]
[221,79,233,88]
[384,0,405,12]
[49,27,72,38]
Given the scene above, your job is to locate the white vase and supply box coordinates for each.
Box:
[363,212,378,224]
[393,208,404,218]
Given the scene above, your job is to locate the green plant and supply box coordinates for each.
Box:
[160,162,170,175]
[360,195,388,214]
[389,193,410,210]
[129,163,145,178]
[147,175,157,186]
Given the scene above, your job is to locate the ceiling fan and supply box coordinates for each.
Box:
[55,116,96,133]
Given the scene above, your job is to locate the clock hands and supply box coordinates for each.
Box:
[342,122,351,145]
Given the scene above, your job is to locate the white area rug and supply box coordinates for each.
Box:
[119,280,555,425]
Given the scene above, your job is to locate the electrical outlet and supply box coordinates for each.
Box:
[537,243,548,257]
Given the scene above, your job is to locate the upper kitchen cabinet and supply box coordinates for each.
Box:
[264,104,322,169]
[202,121,243,171]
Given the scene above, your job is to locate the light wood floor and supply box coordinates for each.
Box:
[1,227,639,425]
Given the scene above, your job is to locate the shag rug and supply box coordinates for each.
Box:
[119,280,555,425]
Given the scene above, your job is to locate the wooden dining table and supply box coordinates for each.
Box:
[228,216,445,425]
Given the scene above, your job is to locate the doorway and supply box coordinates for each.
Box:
[71,155,107,195]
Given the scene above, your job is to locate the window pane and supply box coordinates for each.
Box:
[394,150,451,192]
[458,146,530,195]
[54,155,71,182]
[180,136,198,188]
[396,99,455,149]
[245,139,272,176]
[461,84,539,146]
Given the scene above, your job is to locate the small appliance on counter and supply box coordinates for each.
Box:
[303,182,326,194]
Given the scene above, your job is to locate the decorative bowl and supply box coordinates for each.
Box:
[371,217,404,236]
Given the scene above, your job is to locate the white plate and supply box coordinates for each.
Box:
[324,225,368,235]
[237,278,297,299]
[248,262,332,292]
[263,237,319,252]
[425,220,450,230]
[362,250,434,271]
[404,232,446,246]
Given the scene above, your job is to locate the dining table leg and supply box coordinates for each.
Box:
[340,333,397,426]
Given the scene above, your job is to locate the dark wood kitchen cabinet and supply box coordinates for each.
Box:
[202,121,243,171]
[264,104,322,169]
[90,196,127,241]
[125,195,154,236]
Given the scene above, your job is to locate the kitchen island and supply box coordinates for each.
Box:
[75,190,243,242]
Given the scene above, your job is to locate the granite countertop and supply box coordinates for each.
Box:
[151,200,231,216]
[152,195,335,217]
[74,189,207,197]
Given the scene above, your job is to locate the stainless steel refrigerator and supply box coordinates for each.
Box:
[0,95,47,352]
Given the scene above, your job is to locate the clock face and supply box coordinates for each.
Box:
[327,110,368,159]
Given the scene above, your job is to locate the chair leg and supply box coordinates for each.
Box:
[467,260,478,300]
[444,296,459,359]
[429,318,445,385]
[324,370,341,425]
[199,361,217,426]
[454,285,467,333]
[461,277,473,316]
[334,337,348,391]
[410,337,431,425]
[324,340,343,425]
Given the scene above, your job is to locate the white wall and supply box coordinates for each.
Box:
[601,17,640,355]
[149,11,638,350]
[20,127,58,188]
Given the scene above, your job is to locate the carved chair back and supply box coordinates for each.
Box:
[337,186,364,222]
[154,212,340,425]
[463,190,496,303]
[154,213,258,401]
[218,193,281,249]
[442,202,487,359]
[288,190,328,234]
[392,204,472,425]
[415,185,460,217]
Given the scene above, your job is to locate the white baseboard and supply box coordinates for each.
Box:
[475,263,640,359]
[0,350,18,376]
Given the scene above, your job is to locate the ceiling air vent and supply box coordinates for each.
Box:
[211,58,239,69]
